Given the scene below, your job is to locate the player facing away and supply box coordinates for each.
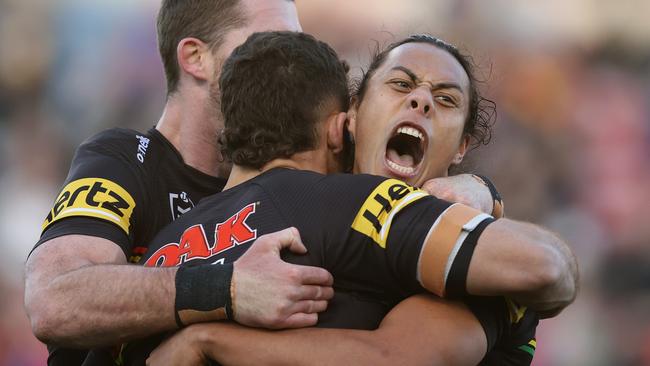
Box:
[24,2,339,366]
[128,31,577,365]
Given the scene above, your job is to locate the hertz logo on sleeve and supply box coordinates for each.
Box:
[42,178,136,234]
[351,179,428,248]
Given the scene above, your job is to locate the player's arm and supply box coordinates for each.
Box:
[146,294,488,366]
[25,228,331,348]
[406,203,577,316]
[419,174,576,316]
[346,178,576,316]
[466,218,578,317]
[25,234,177,347]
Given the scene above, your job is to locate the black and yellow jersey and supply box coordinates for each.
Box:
[124,168,537,365]
[36,127,225,260]
[475,298,539,365]
[34,127,226,366]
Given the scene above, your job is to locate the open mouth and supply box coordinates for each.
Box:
[384,124,427,178]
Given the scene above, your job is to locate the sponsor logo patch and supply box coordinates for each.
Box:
[351,179,427,248]
[136,135,150,163]
[144,203,258,267]
[42,178,136,234]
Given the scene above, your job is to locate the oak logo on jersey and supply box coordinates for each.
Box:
[42,178,136,234]
[144,203,258,267]
[351,179,428,248]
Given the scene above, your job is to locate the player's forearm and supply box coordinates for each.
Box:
[466,219,578,312]
[195,323,393,366]
[26,263,178,347]
[197,296,486,366]
[509,228,579,317]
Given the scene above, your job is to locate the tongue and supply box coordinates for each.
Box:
[387,148,415,167]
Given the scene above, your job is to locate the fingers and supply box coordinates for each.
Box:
[282,227,307,254]
[295,285,334,301]
[294,265,334,286]
[278,300,328,328]
[255,227,307,255]
[289,299,329,314]
[278,312,319,329]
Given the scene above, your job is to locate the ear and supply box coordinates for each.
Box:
[452,134,470,165]
[177,37,213,82]
[346,96,359,139]
[327,112,348,154]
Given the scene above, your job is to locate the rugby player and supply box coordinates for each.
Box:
[23,1,335,365]
[135,31,577,365]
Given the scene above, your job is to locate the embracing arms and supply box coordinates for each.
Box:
[423,174,578,315]
[24,229,333,347]
[147,294,487,366]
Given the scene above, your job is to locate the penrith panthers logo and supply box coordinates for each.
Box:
[145,203,258,267]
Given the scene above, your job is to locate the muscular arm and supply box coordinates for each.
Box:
[24,229,334,348]
[466,218,578,316]
[148,295,487,366]
[24,235,178,347]
[422,175,578,316]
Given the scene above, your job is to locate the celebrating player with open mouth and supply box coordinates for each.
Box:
[134,31,577,366]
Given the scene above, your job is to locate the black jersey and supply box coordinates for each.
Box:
[124,168,537,365]
[34,128,226,366]
[477,298,539,365]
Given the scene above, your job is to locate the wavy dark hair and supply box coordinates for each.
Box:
[354,34,495,148]
[218,31,350,169]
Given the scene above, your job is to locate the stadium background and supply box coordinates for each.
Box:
[1,0,649,365]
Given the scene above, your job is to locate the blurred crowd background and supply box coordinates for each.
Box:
[1,0,649,365]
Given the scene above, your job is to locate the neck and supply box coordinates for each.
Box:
[223,150,327,190]
[155,93,230,178]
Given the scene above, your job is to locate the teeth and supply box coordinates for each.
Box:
[386,159,415,175]
[397,126,423,140]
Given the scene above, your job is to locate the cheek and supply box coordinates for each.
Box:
[437,112,466,141]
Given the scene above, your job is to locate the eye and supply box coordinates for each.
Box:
[389,80,412,92]
[435,94,458,107]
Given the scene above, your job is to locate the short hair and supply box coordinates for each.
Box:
[157,0,246,95]
[219,31,350,169]
[354,35,495,148]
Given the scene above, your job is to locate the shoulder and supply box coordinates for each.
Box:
[69,128,148,168]
[81,127,143,150]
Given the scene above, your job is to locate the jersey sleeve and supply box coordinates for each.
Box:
[34,130,147,256]
[347,178,495,298]
[478,298,539,366]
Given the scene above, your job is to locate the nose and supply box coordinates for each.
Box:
[407,87,433,117]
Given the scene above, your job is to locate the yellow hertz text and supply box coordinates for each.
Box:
[42,178,136,234]
[351,179,428,248]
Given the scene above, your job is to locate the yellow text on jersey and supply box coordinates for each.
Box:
[42,178,136,234]
[351,179,428,248]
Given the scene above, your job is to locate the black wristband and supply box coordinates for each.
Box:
[174,264,234,328]
[472,174,504,218]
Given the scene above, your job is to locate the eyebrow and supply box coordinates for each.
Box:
[390,66,463,93]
